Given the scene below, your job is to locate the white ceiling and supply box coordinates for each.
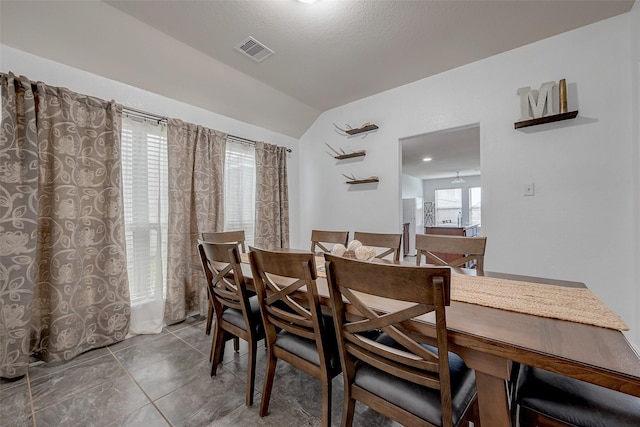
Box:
[401,125,480,181]
[1,0,634,140]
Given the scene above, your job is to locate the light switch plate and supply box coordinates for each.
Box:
[524,183,535,196]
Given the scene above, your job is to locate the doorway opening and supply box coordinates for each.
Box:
[400,124,481,256]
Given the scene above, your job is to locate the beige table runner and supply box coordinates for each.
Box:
[451,274,628,331]
[242,253,627,331]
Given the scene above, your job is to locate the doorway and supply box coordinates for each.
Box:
[400,124,481,255]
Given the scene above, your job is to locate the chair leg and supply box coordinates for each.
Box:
[246,339,257,406]
[209,332,214,362]
[210,327,226,376]
[321,377,332,427]
[234,336,240,352]
[260,351,277,417]
[209,321,217,362]
[205,301,213,335]
[342,391,356,427]
[209,324,227,363]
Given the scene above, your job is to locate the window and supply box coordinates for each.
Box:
[469,187,481,225]
[435,188,462,225]
[224,140,256,246]
[121,116,168,304]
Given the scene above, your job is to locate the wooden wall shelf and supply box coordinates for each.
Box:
[346,178,379,185]
[514,110,578,129]
[335,151,366,160]
[345,124,378,135]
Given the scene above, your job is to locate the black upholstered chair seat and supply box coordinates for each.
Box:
[352,333,476,426]
[221,295,264,337]
[515,365,640,427]
[274,313,341,375]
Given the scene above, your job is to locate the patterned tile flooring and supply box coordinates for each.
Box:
[0,316,401,426]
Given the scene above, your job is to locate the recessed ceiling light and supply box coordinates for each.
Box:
[422,157,432,162]
[298,0,317,3]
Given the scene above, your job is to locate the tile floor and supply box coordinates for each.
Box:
[0,315,401,427]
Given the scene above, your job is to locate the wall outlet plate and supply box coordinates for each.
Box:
[524,183,535,196]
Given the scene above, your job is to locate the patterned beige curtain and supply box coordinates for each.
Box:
[165,119,225,322]
[254,142,289,249]
[0,73,130,379]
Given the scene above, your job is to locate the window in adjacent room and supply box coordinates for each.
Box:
[469,186,481,225]
[435,188,462,225]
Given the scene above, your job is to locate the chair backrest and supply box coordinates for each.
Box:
[415,234,487,270]
[201,230,246,253]
[325,254,454,425]
[248,247,332,367]
[198,240,253,327]
[310,230,349,255]
[353,231,402,261]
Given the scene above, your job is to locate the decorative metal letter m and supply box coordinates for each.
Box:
[517,81,556,120]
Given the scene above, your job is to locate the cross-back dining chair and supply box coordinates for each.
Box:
[513,364,640,427]
[200,230,247,335]
[310,229,349,255]
[197,241,264,406]
[248,247,341,427]
[201,230,247,253]
[416,234,487,270]
[352,231,402,262]
[324,254,479,427]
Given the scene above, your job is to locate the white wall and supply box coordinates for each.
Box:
[632,1,640,353]
[1,45,301,246]
[299,13,639,347]
[401,174,423,200]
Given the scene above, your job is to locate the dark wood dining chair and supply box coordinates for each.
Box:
[310,229,349,255]
[415,234,487,270]
[201,230,247,253]
[352,231,402,261]
[197,241,264,406]
[248,247,341,427]
[325,254,479,427]
[513,364,640,427]
[200,230,247,335]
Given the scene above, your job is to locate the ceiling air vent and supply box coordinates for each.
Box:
[234,36,274,62]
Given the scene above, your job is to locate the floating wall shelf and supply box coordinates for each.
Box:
[335,151,366,160]
[514,111,578,129]
[334,122,379,136]
[346,178,379,185]
[344,124,378,135]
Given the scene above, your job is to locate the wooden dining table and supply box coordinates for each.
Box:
[235,250,640,427]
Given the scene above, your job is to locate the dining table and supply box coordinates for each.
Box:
[234,249,640,427]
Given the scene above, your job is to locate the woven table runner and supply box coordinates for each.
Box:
[241,253,627,330]
[451,274,628,331]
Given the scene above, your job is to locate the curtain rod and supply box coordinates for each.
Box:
[123,106,292,153]
[123,106,167,123]
[228,135,292,153]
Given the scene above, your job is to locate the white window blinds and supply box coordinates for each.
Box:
[121,116,168,325]
[435,188,462,225]
[224,140,256,246]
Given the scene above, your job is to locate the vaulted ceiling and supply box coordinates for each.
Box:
[1,0,634,138]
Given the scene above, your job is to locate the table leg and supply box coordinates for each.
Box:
[451,345,512,426]
[475,371,512,427]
